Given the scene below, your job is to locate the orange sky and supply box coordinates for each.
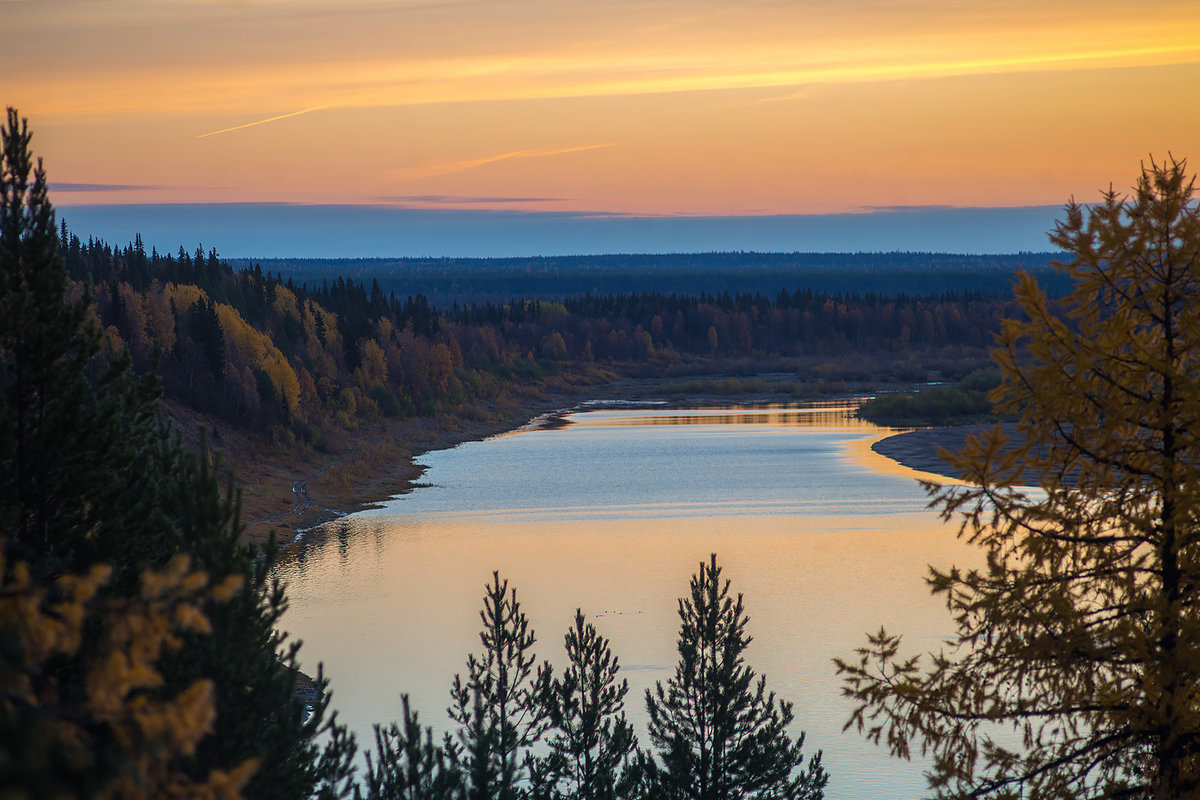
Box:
[7,0,1200,215]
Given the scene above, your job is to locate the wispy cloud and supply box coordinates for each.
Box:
[375,194,566,204]
[859,204,959,213]
[197,103,337,138]
[50,181,167,192]
[387,143,618,181]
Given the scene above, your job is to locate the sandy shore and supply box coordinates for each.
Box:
[870,426,973,480]
[870,423,1022,481]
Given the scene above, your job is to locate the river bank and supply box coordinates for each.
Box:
[212,371,973,545]
[870,422,1027,482]
[870,425,976,480]
[217,372,892,544]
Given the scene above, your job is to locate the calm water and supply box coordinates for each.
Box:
[275,402,978,799]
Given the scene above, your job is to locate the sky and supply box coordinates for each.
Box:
[7,0,1200,255]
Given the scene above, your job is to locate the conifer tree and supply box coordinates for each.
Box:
[0,107,163,576]
[189,296,227,384]
[538,609,640,800]
[363,695,463,800]
[448,572,552,800]
[157,443,358,800]
[0,106,354,800]
[837,157,1200,799]
[645,554,827,800]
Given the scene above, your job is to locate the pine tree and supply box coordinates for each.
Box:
[645,554,827,800]
[189,296,227,384]
[363,695,463,800]
[156,442,358,800]
[448,572,552,800]
[538,609,640,800]
[837,157,1200,799]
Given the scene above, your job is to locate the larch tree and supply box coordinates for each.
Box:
[837,157,1200,799]
[0,547,256,800]
[645,554,827,800]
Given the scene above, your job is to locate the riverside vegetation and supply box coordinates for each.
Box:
[853,368,1009,427]
[7,99,1198,800]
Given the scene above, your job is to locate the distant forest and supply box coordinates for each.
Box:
[231,251,1071,305]
[64,226,1037,450]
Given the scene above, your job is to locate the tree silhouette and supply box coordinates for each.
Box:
[537,609,640,800]
[0,106,355,800]
[362,695,462,800]
[646,554,826,800]
[0,107,162,573]
[448,572,551,800]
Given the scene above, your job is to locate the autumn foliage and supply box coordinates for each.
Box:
[61,227,1015,451]
[0,549,254,799]
[838,159,1200,799]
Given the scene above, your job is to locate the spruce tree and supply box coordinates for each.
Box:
[448,572,552,800]
[0,106,355,799]
[646,554,827,800]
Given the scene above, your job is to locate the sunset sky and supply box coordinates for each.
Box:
[7,0,1200,253]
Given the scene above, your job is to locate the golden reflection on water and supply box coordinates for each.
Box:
[844,430,974,488]
[280,510,978,800]
[563,400,880,432]
[276,400,980,800]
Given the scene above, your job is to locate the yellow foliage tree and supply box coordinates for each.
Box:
[214,304,300,413]
[355,339,388,389]
[838,158,1200,799]
[270,285,299,320]
[0,547,256,799]
[162,283,209,315]
[143,284,177,353]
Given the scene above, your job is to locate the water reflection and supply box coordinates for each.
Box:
[564,401,877,431]
[275,401,975,800]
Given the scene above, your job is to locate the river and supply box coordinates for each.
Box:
[274,401,979,799]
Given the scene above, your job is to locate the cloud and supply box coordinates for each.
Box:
[50,182,167,192]
[858,204,959,213]
[375,194,567,204]
[387,142,618,181]
[197,103,337,138]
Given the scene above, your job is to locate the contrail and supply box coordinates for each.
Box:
[389,142,618,181]
[197,104,336,138]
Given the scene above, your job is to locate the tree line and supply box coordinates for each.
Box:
[234,251,1071,306]
[60,223,1016,448]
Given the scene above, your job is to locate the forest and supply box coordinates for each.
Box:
[67,227,1022,453]
[237,251,1072,305]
